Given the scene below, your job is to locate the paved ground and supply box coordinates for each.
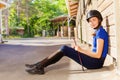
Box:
[0,38,120,80]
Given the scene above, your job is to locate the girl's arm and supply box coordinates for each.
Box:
[75,38,104,59]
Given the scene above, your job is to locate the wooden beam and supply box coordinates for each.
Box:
[70,12,77,16]
[70,9,77,13]
[65,0,79,17]
[70,5,78,10]
[69,2,78,6]
[0,3,6,9]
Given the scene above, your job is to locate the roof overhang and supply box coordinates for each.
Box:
[65,0,79,17]
[50,15,68,23]
[0,1,10,9]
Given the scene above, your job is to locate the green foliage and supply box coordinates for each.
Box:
[8,0,67,37]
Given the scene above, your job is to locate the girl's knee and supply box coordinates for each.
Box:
[60,45,69,51]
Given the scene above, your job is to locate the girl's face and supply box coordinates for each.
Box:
[88,17,99,29]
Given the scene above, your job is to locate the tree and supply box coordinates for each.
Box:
[8,0,67,37]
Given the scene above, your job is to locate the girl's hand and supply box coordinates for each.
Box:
[71,43,76,48]
[75,45,82,52]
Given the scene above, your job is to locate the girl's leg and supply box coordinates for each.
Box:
[40,50,64,68]
[60,45,104,69]
[25,50,64,74]
[25,45,104,74]
[60,45,81,64]
[26,50,64,68]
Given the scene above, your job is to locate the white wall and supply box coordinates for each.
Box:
[113,0,120,74]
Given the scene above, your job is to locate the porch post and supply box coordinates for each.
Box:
[0,10,3,43]
[68,17,71,38]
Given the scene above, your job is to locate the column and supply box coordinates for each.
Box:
[68,17,71,39]
[0,10,2,43]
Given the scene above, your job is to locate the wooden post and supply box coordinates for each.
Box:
[68,17,71,38]
[0,10,2,43]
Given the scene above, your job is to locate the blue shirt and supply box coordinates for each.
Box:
[92,26,109,58]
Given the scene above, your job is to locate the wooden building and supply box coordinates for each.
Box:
[66,0,120,75]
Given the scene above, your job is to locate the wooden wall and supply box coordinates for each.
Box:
[113,0,120,74]
[97,0,117,58]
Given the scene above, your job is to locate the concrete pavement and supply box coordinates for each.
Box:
[0,38,120,80]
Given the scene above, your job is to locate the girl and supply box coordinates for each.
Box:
[25,10,109,75]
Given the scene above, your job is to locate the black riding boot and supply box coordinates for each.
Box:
[25,62,41,68]
[25,50,64,74]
